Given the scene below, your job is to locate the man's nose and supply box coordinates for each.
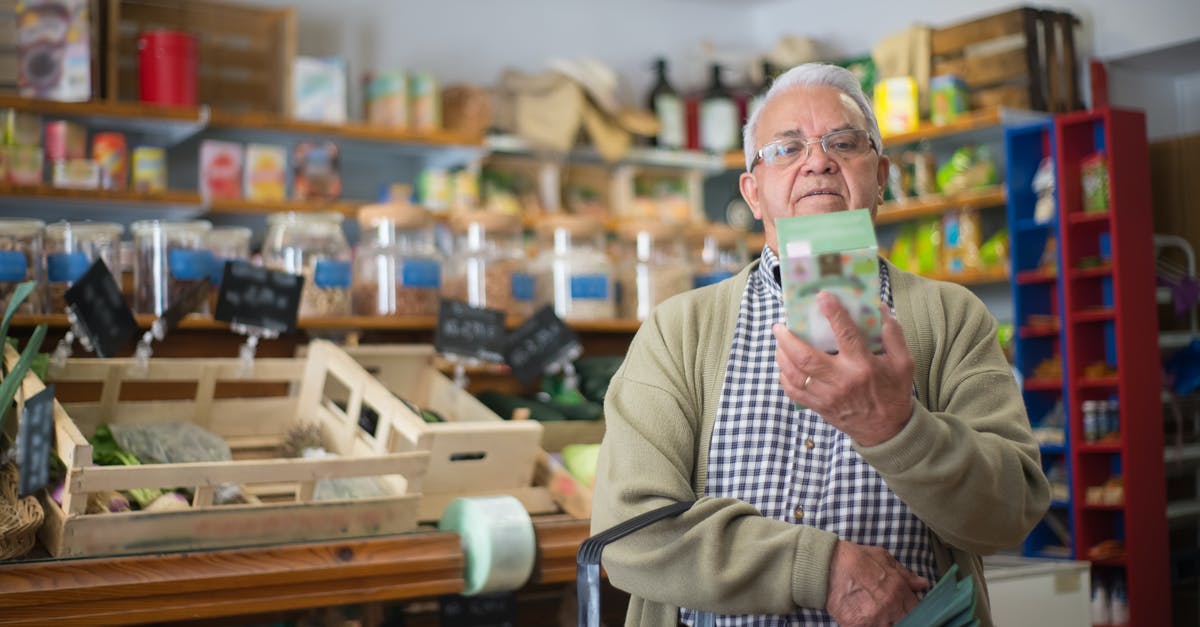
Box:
[800,144,837,174]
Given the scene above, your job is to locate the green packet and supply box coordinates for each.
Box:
[777,209,882,353]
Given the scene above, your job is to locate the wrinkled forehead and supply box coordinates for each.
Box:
[757,87,868,143]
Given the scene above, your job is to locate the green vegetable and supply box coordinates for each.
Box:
[89,424,163,509]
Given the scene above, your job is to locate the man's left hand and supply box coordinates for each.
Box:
[772,291,914,446]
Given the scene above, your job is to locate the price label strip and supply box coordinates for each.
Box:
[53,259,138,367]
[17,384,55,497]
[213,260,304,372]
[502,305,582,386]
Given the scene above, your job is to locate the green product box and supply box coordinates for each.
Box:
[778,209,882,354]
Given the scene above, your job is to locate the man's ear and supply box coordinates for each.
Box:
[876,153,890,197]
[739,171,762,220]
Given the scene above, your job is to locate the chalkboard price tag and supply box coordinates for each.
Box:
[435,299,507,362]
[161,278,211,333]
[64,259,138,358]
[17,384,55,498]
[502,305,581,385]
[438,592,516,627]
[213,260,304,334]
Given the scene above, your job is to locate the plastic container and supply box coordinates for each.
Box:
[137,30,198,107]
[263,212,352,318]
[206,226,252,310]
[131,220,212,316]
[352,201,441,316]
[443,211,531,317]
[0,219,45,314]
[43,221,123,314]
[615,220,692,321]
[531,215,614,321]
[688,223,747,288]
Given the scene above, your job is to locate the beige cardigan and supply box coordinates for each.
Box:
[591,260,1050,626]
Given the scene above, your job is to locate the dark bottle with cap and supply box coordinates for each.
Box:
[747,59,776,122]
[699,63,739,154]
[646,57,685,150]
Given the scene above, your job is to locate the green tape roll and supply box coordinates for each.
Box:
[438,495,536,595]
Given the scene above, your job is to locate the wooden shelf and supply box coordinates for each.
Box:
[1019,325,1060,339]
[1024,378,1063,391]
[1067,210,1111,225]
[1084,502,1126,511]
[1016,268,1058,285]
[1069,264,1113,280]
[926,267,1009,286]
[0,183,201,206]
[0,94,201,123]
[1078,442,1123,454]
[878,106,1005,146]
[1078,376,1120,389]
[1073,308,1116,323]
[874,186,1007,225]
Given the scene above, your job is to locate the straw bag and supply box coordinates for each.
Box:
[0,461,43,560]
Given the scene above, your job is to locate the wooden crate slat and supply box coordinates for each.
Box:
[933,45,1029,89]
[970,84,1031,110]
[931,7,1026,56]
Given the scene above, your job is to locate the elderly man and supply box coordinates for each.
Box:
[591,63,1049,627]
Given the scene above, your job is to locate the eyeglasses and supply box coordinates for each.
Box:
[750,129,876,170]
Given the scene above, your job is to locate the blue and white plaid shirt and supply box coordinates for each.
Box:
[682,246,937,626]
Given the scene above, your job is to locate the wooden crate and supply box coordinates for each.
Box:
[328,344,549,521]
[101,0,296,114]
[3,339,428,558]
[931,6,1081,113]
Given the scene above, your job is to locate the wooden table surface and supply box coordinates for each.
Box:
[0,516,591,625]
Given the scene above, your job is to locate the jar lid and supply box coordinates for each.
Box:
[0,218,46,236]
[208,226,253,241]
[131,219,212,235]
[687,223,746,247]
[535,214,602,237]
[267,211,344,226]
[357,202,431,230]
[615,219,676,242]
[448,210,521,235]
[46,221,123,238]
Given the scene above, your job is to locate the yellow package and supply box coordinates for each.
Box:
[874,77,919,136]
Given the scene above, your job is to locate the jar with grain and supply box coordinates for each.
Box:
[531,215,614,321]
[44,221,123,314]
[688,223,748,288]
[131,220,212,316]
[615,220,692,321]
[262,212,352,318]
[206,226,252,311]
[443,210,532,317]
[0,218,45,314]
[352,201,441,316]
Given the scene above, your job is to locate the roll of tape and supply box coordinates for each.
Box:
[438,495,536,595]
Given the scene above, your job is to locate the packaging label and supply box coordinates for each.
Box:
[400,257,441,288]
[654,94,685,149]
[0,251,27,282]
[570,274,609,300]
[47,251,89,283]
[168,249,214,281]
[699,99,738,153]
[511,272,535,302]
[314,259,352,288]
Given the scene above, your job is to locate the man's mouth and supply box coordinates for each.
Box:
[800,189,841,199]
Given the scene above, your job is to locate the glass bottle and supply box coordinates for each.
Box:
[699,63,739,154]
[262,212,352,318]
[615,220,692,320]
[131,219,212,316]
[531,215,614,321]
[352,201,441,316]
[0,218,45,314]
[44,221,123,314]
[444,210,531,317]
[647,57,685,150]
[688,223,748,288]
[746,59,775,122]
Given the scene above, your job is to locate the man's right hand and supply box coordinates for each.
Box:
[825,540,929,627]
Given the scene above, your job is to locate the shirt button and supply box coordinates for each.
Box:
[793,506,804,521]
[804,438,815,449]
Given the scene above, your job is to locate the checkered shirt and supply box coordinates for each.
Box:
[681,246,937,626]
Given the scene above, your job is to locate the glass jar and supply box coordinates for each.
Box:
[615,220,692,320]
[352,202,441,316]
[263,212,352,318]
[206,226,252,310]
[688,223,748,288]
[531,215,614,320]
[0,218,45,314]
[443,210,531,317]
[44,221,123,314]
[131,219,212,316]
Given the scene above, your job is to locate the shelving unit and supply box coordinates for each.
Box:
[1057,107,1170,626]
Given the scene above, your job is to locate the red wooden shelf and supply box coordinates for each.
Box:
[1068,210,1111,225]
[1016,268,1058,284]
[1023,378,1063,391]
[1078,442,1122,454]
[1077,376,1120,388]
[1019,325,1059,338]
[1084,502,1125,511]
[1069,264,1113,279]
[1073,308,1116,323]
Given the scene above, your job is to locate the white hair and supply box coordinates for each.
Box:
[742,63,883,171]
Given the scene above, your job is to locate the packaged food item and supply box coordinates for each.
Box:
[43,119,86,160]
[2,109,42,146]
[530,215,615,321]
[131,220,213,316]
[929,74,968,125]
[130,146,166,193]
[292,56,348,124]
[353,198,442,316]
[409,71,440,132]
[1080,152,1110,213]
[442,210,528,316]
[0,218,45,314]
[688,223,748,288]
[44,221,123,313]
[416,167,451,212]
[92,132,128,190]
[199,140,244,201]
[51,158,99,189]
[615,220,692,320]
[942,207,982,274]
[873,76,919,136]
[364,70,407,128]
[243,143,287,201]
[293,141,341,201]
[17,0,91,102]
[6,144,43,184]
[262,212,351,317]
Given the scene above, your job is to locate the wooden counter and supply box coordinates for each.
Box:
[0,516,592,625]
